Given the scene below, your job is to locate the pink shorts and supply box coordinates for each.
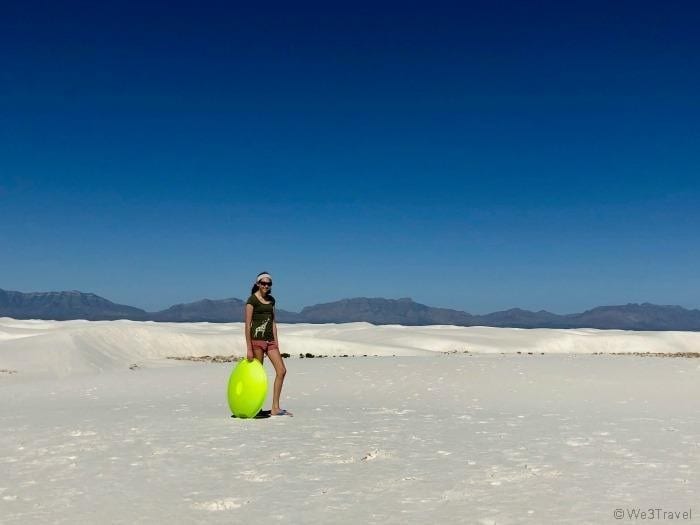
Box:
[251,340,279,353]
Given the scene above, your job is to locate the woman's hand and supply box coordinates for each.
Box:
[246,346,254,361]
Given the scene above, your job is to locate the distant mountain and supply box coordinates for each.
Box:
[298,297,475,325]
[151,298,302,323]
[2,288,700,331]
[297,298,700,331]
[150,298,247,322]
[0,289,302,323]
[0,289,148,321]
[565,303,700,331]
[473,308,563,328]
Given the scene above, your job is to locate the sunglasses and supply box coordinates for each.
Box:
[258,281,272,287]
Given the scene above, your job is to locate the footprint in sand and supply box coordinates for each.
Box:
[565,438,590,447]
[361,448,393,462]
[361,450,378,461]
[191,498,244,511]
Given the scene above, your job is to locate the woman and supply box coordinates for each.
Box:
[245,272,292,416]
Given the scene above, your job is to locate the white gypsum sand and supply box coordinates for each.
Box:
[0,318,698,524]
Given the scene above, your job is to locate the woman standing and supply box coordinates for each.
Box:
[245,272,292,416]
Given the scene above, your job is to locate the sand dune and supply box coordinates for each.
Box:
[2,318,699,379]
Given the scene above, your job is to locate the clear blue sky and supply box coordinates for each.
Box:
[1,0,699,314]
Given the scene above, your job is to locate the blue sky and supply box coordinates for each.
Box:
[1,1,699,313]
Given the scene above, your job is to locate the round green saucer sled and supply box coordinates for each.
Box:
[227,359,268,418]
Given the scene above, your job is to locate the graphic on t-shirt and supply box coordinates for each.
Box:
[253,318,270,339]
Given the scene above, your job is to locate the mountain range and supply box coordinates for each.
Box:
[1,288,699,331]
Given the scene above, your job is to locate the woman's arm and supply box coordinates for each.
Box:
[244,304,254,360]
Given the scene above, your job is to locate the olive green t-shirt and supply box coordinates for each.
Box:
[247,294,276,341]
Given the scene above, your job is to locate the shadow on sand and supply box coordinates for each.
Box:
[230,409,271,420]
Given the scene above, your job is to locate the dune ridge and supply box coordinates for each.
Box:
[2,318,700,379]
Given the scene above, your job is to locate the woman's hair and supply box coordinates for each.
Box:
[250,271,271,294]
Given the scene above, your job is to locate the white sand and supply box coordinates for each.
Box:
[1,319,698,523]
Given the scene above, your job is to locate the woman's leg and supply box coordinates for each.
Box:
[251,342,265,365]
[265,347,288,415]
